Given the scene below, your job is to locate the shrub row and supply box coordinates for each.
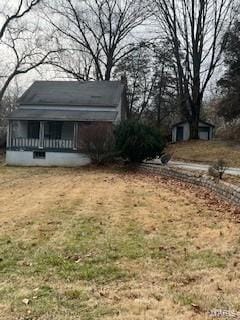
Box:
[80,120,165,164]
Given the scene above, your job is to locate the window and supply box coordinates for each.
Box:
[28,121,40,139]
[33,151,46,159]
[44,121,62,139]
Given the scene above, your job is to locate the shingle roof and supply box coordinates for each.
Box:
[18,81,124,107]
[7,109,118,122]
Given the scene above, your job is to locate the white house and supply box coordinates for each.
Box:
[172,120,214,143]
[6,81,126,166]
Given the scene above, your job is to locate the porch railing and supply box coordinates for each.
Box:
[11,138,74,150]
[43,139,73,149]
[12,138,39,148]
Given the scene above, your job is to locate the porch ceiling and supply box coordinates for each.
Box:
[7,109,118,122]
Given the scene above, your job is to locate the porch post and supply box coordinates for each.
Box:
[73,122,78,150]
[39,121,44,149]
[7,120,12,148]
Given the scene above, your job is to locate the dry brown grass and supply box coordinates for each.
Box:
[0,166,239,320]
[167,140,240,167]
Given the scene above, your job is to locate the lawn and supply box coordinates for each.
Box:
[0,166,239,320]
[167,140,240,167]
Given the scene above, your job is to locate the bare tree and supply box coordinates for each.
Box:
[152,0,235,138]
[45,0,149,80]
[49,48,95,81]
[114,41,177,123]
[0,0,41,40]
[0,0,59,103]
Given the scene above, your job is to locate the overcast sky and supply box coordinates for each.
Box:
[0,0,226,100]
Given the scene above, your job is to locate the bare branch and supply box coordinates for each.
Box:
[0,0,41,40]
[45,0,149,80]
[152,0,235,138]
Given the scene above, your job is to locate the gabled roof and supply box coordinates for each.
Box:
[18,80,125,107]
[172,120,215,128]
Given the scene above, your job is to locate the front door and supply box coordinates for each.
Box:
[176,126,184,141]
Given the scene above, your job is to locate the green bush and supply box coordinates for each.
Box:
[115,120,165,163]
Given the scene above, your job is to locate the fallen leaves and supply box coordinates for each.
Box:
[138,169,239,221]
[22,298,30,305]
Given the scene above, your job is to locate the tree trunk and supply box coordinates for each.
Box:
[189,106,200,139]
[156,93,161,128]
[189,87,202,139]
[105,67,111,81]
[105,54,113,80]
[190,119,199,139]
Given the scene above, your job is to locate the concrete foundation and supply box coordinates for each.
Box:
[6,150,91,167]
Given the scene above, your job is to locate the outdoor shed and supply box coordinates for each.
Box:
[6,80,126,166]
[172,120,214,142]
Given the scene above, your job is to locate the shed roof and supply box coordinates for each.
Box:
[18,81,125,107]
[172,120,215,128]
[7,109,118,122]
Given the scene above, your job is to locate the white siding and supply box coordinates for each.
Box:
[172,122,190,142]
[6,150,91,167]
[183,123,190,140]
[172,126,177,143]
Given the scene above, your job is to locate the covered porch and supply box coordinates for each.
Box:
[7,120,79,151]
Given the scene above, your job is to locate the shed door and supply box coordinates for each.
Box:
[176,126,184,141]
[199,127,210,140]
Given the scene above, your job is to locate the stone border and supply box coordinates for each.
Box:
[140,164,240,206]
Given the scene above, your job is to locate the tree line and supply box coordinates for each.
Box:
[0,0,237,139]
